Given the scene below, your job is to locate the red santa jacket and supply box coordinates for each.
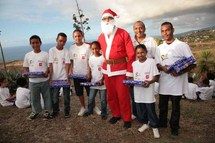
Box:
[98,27,135,77]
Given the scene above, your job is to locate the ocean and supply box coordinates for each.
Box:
[0,41,74,62]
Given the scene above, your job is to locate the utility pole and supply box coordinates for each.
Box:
[0,31,7,72]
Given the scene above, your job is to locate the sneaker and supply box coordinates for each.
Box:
[93,106,101,115]
[50,111,59,118]
[83,112,91,117]
[152,128,160,138]
[171,129,179,136]
[64,113,70,118]
[27,112,39,120]
[123,121,131,129]
[109,117,121,124]
[43,111,52,120]
[138,124,149,132]
[131,114,136,120]
[78,107,86,116]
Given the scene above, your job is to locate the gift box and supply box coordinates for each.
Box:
[123,80,144,86]
[68,74,87,80]
[22,71,45,78]
[80,82,98,86]
[50,80,70,88]
[167,56,195,73]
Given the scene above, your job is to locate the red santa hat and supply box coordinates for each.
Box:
[102,9,119,19]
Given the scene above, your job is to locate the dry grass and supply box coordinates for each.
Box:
[0,95,215,143]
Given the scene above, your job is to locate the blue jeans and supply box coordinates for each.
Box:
[87,88,107,116]
[136,102,159,128]
[29,81,52,113]
[51,87,71,114]
[129,86,137,116]
[159,94,182,130]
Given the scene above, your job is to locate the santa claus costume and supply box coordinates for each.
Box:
[98,9,135,128]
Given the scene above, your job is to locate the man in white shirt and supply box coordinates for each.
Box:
[131,21,158,119]
[155,22,196,136]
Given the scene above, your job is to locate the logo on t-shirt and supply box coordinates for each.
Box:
[161,54,168,61]
[98,67,101,71]
[135,72,141,78]
[39,63,42,66]
[145,74,149,79]
[62,58,65,64]
[82,56,85,60]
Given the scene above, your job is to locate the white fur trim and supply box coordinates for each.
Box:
[126,72,133,77]
[102,13,114,19]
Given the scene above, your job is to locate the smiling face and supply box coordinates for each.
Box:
[136,47,147,62]
[161,24,174,43]
[73,31,83,45]
[30,38,41,53]
[91,43,101,57]
[133,21,145,39]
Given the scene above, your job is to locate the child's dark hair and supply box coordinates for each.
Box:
[29,35,42,44]
[135,44,148,53]
[57,32,67,38]
[207,72,215,80]
[202,78,209,86]
[16,77,28,87]
[90,41,101,49]
[188,77,193,83]
[0,77,6,83]
[73,29,84,36]
[0,77,6,86]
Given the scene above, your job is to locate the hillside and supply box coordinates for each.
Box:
[177,27,215,45]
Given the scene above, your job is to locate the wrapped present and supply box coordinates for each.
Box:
[167,56,187,71]
[23,71,45,78]
[80,82,99,86]
[50,80,70,88]
[123,80,144,86]
[167,56,195,73]
[68,74,87,80]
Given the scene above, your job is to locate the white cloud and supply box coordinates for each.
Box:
[1,0,215,47]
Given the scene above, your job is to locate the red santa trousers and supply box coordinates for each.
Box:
[104,74,131,122]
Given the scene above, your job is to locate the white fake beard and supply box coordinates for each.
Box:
[101,20,115,35]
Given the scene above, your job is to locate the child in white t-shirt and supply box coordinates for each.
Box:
[23,35,52,120]
[0,77,16,107]
[197,78,213,100]
[69,29,92,116]
[15,77,31,108]
[132,44,160,138]
[84,41,107,119]
[207,72,215,97]
[49,32,71,118]
[184,77,200,100]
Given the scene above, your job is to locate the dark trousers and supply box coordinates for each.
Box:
[136,102,159,128]
[129,86,137,116]
[51,87,71,114]
[159,94,182,130]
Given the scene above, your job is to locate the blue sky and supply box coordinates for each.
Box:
[0,0,215,48]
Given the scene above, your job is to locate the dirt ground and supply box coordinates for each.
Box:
[0,94,215,143]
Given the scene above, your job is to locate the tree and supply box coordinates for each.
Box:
[73,0,90,41]
[197,50,214,73]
